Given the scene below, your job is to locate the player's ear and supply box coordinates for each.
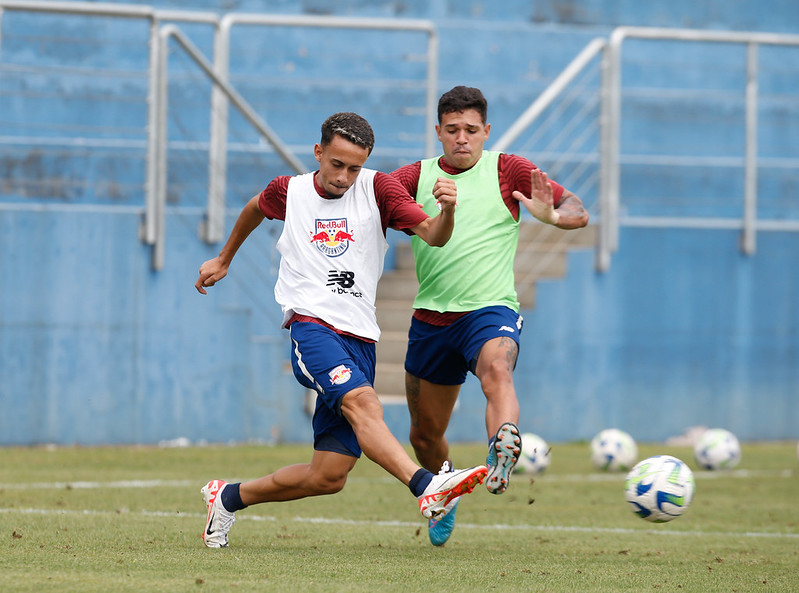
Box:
[314,143,323,163]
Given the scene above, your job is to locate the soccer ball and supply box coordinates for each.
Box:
[625,455,695,523]
[693,428,741,470]
[514,433,551,475]
[590,428,638,472]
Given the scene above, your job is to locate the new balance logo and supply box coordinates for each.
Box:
[327,270,355,288]
[499,325,515,333]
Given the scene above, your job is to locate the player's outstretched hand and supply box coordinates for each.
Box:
[195,258,228,295]
[512,168,560,226]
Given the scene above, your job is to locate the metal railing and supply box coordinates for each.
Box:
[0,1,439,269]
[0,0,219,270]
[3,5,799,276]
[491,37,607,286]
[494,26,799,275]
[154,23,310,267]
[601,27,799,271]
[202,13,439,244]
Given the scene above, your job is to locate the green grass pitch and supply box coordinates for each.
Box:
[1,441,797,592]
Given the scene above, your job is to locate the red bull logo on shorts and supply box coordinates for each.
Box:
[328,364,352,386]
[309,218,354,257]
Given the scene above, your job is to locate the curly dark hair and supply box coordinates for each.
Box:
[437,86,488,124]
[320,112,375,154]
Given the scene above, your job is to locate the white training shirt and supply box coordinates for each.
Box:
[274,169,388,341]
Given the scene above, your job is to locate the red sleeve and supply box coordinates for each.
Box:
[498,154,565,220]
[373,171,428,235]
[258,176,290,220]
[389,161,422,197]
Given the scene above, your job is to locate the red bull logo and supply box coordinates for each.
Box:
[309,218,353,257]
[328,364,352,386]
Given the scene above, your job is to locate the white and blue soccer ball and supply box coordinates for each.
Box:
[625,455,695,523]
[514,433,551,475]
[590,428,638,472]
[693,428,741,470]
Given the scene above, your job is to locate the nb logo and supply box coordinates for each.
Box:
[327,270,355,289]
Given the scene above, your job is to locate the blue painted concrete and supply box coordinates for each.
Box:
[1,1,798,445]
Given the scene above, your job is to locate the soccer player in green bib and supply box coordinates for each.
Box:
[391,86,589,545]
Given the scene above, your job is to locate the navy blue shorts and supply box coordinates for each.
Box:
[404,305,523,385]
[289,322,375,458]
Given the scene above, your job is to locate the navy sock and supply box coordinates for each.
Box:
[220,482,247,512]
[408,468,433,497]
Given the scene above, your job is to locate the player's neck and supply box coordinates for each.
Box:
[438,155,481,175]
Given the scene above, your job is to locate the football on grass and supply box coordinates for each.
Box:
[590,428,638,472]
[514,432,551,475]
[693,428,741,470]
[625,455,695,523]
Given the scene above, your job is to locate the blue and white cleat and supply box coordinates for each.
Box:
[485,422,522,494]
[428,461,460,546]
[428,496,460,546]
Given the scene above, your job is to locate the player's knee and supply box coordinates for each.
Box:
[340,387,383,422]
[318,476,347,495]
[311,469,348,495]
[409,426,439,452]
[479,357,514,388]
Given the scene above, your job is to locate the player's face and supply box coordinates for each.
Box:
[314,135,370,198]
[436,109,490,170]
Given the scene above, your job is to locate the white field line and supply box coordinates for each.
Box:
[0,479,197,490]
[0,468,794,490]
[0,469,795,540]
[0,506,797,540]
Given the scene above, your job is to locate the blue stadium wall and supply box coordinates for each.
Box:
[1,0,798,445]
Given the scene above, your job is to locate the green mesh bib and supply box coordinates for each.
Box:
[412,151,520,313]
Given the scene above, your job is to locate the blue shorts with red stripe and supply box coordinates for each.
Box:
[289,322,374,458]
[404,305,523,385]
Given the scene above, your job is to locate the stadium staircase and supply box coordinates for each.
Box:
[374,222,596,402]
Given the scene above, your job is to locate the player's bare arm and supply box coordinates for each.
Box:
[410,177,457,246]
[512,168,588,230]
[553,191,590,230]
[195,195,265,294]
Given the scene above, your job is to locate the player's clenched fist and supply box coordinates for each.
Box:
[432,177,457,212]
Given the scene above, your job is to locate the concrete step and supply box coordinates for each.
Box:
[375,223,594,345]
[376,300,414,333]
[378,278,537,311]
[394,223,596,256]
[518,221,596,249]
[374,362,406,403]
[376,270,419,301]
[514,249,567,279]
[394,240,415,271]
[380,243,566,302]
[516,282,536,309]
[375,330,408,363]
